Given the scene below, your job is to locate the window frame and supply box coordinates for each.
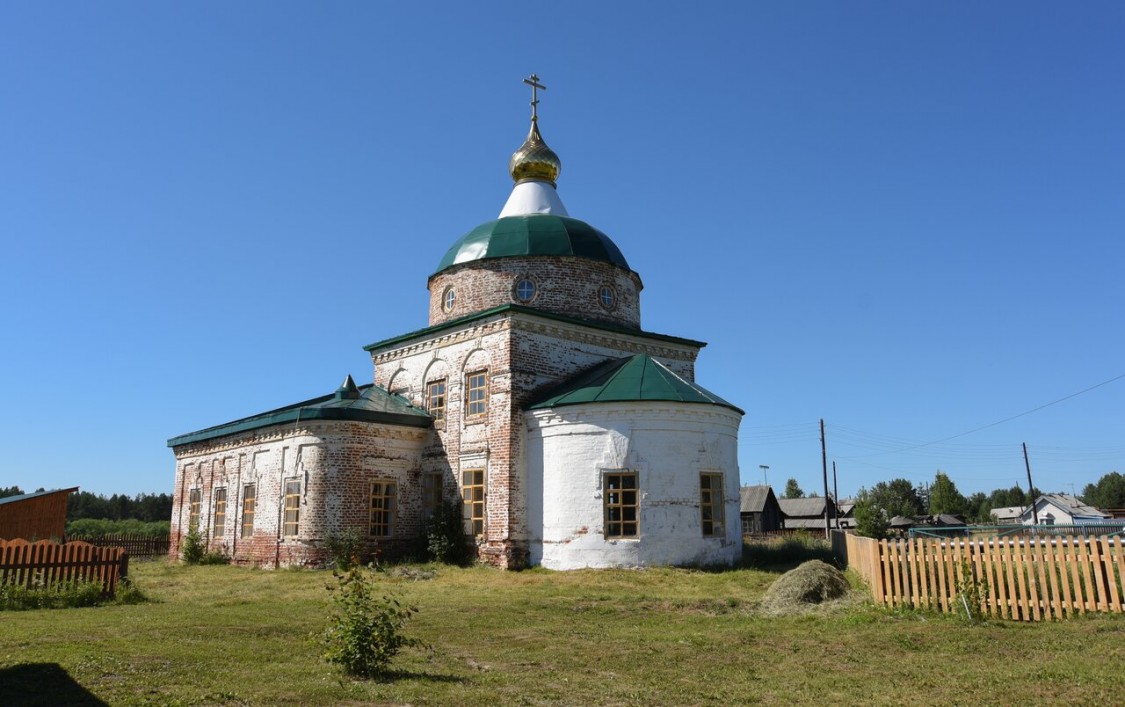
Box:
[188,488,201,531]
[462,468,486,537]
[282,479,301,537]
[241,483,256,539]
[422,471,443,520]
[597,284,617,311]
[212,487,227,538]
[465,370,488,418]
[603,470,639,539]
[700,472,725,537]
[426,379,447,422]
[369,480,397,537]
[513,277,537,303]
[442,286,456,312]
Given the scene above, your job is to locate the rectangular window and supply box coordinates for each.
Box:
[422,472,443,519]
[213,488,227,537]
[241,484,256,538]
[466,371,488,417]
[369,481,396,537]
[604,472,638,538]
[188,488,201,531]
[700,473,725,537]
[426,380,446,421]
[283,480,301,537]
[462,469,485,536]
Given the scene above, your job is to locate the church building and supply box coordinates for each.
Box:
[168,77,744,570]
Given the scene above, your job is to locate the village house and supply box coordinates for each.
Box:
[167,77,745,570]
[738,485,783,535]
[0,487,78,541]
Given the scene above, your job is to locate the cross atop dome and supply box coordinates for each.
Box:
[501,73,568,217]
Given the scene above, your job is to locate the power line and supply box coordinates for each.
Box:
[841,372,1125,458]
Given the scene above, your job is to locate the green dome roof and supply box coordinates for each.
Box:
[435,214,631,274]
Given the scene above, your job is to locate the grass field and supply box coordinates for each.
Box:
[2,549,1123,705]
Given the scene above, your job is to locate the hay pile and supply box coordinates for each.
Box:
[760,560,850,613]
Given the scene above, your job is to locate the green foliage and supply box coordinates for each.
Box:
[426,500,467,565]
[0,486,25,499]
[929,471,967,516]
[783,478,804,499]
[1082,471,1125,510]
[181,527,207,564]
[325,529,364,571]
[321,564,422,680]
[66,518,170,538]
[0,577,104,611]
[67,491,173,523]
[852,489,890,539]
[954,559,989,623]
[743,533,835,570]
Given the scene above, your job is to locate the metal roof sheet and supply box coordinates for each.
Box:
[167,377,431,448]
[434,214,631,274]
[528,354,743,414]
[0,487,79,506]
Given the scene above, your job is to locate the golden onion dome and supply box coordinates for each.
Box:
[509,119,562,186]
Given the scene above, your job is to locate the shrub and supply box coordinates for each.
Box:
[955,559,989,623]
[325,529,364,571]
[181,527,206,564]
[426,500,467,565]
[66,518,170,538]
[321,564,422,680]
[0,577,105,611]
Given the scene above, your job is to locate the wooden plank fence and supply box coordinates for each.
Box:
[833,531,1125,621]
[67,533,170,559]
[0,539,126,596]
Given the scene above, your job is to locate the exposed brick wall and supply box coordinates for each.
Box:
[368,308,704,569]
[427,257,643,330]
[169,421,428,568]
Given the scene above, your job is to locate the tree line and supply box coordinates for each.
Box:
[848,470,1125,539]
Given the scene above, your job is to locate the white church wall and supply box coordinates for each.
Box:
[526,403,742,570]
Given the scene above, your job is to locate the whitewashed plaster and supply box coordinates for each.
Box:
[498,180,569,217]
[525,402,743,570]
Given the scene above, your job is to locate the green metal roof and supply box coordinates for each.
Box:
[363,304,706,353]
[529,354,743,414]
[167,376,431,448]
[434,214,631,274]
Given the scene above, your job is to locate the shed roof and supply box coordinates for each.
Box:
[0,487,79,506]
[168,376,431,448]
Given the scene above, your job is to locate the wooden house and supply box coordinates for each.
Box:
[739,485,783,534]
[0,487,78,540]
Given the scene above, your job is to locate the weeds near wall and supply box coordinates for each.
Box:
[426,500,467,565]
[325,529,363,571]
[181,528,230,565]
[321,564,424,680]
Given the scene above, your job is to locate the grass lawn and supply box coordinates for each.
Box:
[1,551,1123,705]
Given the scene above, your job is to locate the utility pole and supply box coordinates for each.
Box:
[821,419,830,539]
[1023,442,1037,525]
[759,465,769,487]
[832,461,839,529]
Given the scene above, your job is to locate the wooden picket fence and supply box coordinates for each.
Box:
[834,531,1125,621]
[67,533,170,559]
[0,539,126,596]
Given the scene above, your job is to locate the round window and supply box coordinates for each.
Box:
[598,285,617,311]
[513,277,537,303]
[442,287,457,312]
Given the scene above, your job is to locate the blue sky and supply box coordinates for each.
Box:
[2,3,1122,499]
